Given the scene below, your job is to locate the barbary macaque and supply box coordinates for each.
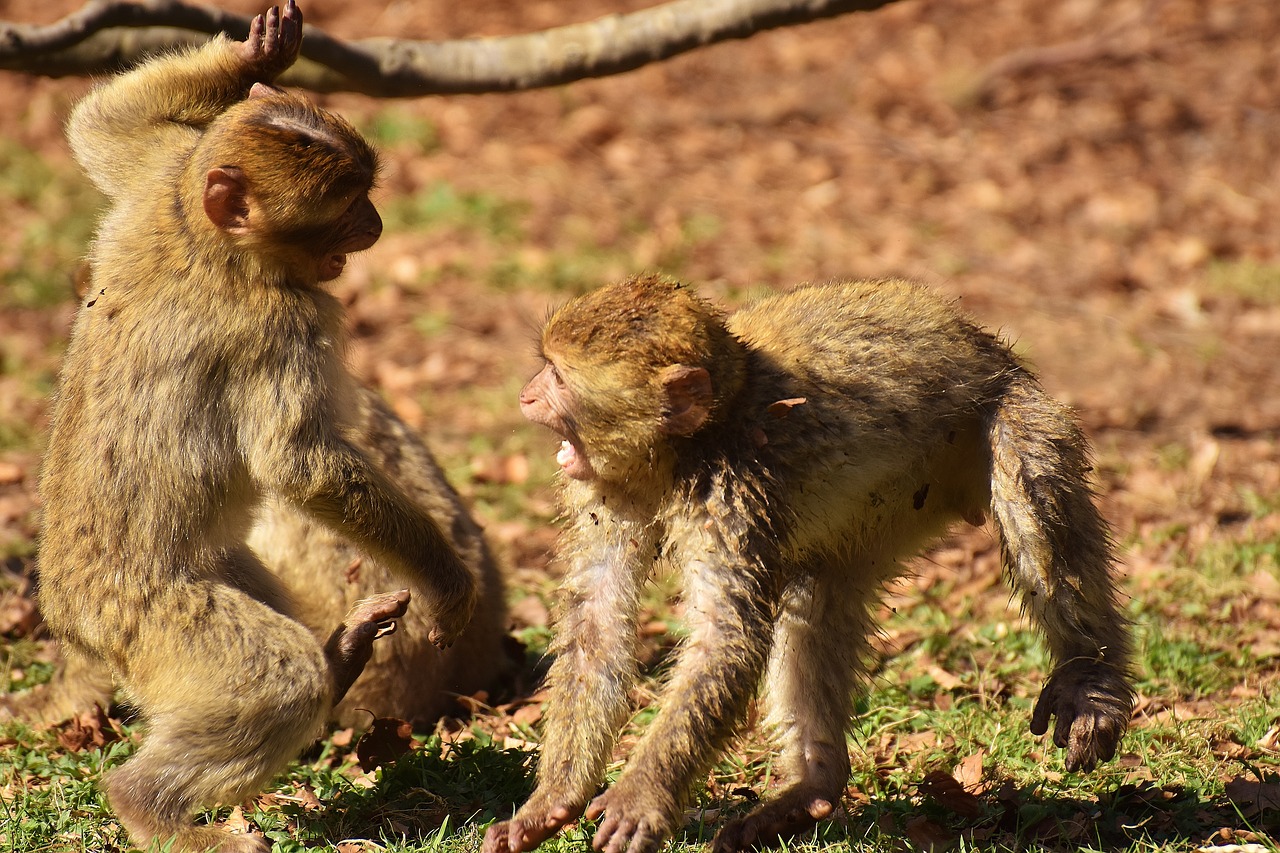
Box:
[32,3,477,850]
[7,383,512,732]
[485,275,1134,853]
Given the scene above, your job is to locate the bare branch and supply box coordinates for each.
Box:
[0,0,900,96]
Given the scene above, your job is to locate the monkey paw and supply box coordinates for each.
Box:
[239,0,303,81]
[426,581,479,649]
[711,787,837,853]
[1031,658,1135,772]
[585,785,679,853]
[482,804,583,853]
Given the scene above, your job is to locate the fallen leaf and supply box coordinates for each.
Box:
[356,717,414,771]
[56,705,120,752]
[224,805,253,835]
[1223,776,1280,817]
[953,750,987,793]
[919,769,984,818]
[904,814,953,851]
[766,397,807,417]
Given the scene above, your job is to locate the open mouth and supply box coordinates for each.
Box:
[323,253,347,278]
[555,438,593,480]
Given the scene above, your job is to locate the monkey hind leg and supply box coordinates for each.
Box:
[110,586,333,852]
[713,570,872,852]
[986,374,1135,771]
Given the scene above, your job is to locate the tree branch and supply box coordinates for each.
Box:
[0,0,900,96]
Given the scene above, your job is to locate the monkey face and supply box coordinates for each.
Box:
[520,361,595,480]
[314,193,382,282]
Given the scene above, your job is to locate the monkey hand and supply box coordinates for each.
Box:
[238,0,303,82]
[424,563,479,649]
[585,782,679,853]
[482,803,583,853]
[711,787,837,853]
[1031,658,1135,772]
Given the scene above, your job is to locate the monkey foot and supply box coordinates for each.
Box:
[324,589,411,701]
[482,804,583,853]
[1031,658,1134,772]
[711,788,838,853]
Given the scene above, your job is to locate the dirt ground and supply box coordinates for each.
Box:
[1,0,1278,764]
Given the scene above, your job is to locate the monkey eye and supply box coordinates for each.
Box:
[548,363,565,387]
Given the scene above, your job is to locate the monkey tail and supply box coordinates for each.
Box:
[984,370,1133,670]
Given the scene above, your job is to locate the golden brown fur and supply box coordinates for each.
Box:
[486,275,1134,853]
[9,385,511,732]
[31,4,479,850]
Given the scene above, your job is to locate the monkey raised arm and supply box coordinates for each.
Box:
[67,0,302,198]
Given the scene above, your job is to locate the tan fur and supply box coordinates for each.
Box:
[486,275,1134,853]
[248,388,510,729]
[29,5,478,851]
[9,386,511,732]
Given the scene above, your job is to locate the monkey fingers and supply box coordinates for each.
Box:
[585,788,673,853]
[482,805,582,853]
[324,589,411,701]
[239,0,303,81]
[710,789,836,853]
[1030,659,1134,772]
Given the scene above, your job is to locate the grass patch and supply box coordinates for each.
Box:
[1206,258,1280,305]
[0,139,102,310]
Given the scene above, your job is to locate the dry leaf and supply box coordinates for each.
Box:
[56,705,120,752]
[904,814,954,851]
[224,805,253,835]
[356,716,414,771]
[919,769,984,818]
[766,397,807,417]
[1223,776,1280,816]
[953,750,987,792]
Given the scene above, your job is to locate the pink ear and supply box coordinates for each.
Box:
[660,365,714,436]
[203,167,251,233]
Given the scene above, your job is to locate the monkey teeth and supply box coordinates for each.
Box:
[556,440,576,468]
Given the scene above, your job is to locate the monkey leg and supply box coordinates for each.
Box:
[106,583,333,853]
[987,377,1135,772]
[323,589,410,703]
[712,569,873,853]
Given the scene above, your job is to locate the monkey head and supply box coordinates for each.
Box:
[196,84,382,284]
[521,275,747,484]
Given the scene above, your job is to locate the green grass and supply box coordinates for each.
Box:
[0,139,102,310]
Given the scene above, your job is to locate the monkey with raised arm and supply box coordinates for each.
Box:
[35,4,476,850]
[484,275,1134,853]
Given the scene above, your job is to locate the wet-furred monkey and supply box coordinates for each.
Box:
[485,275,1134,853]
[33,3,478,850]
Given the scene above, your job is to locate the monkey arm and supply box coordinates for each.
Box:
[585,516,780,853]
[67,37,263,198]
[485,511,654,853]
[67,2,302,199]
[252,426,476,648]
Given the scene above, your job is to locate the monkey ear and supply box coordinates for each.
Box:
[203,167,252,234]
[659,365,713,436]
[248,82,282,99]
